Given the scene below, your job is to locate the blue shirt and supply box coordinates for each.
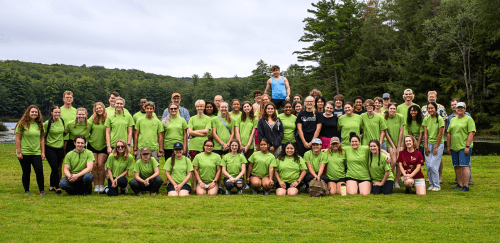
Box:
[162,106,190,124]
[271,76,287,100]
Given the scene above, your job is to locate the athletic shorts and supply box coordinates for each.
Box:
[166,183,191,192]
[345,177,370,183]
[326,178,346,183]
[87,143,107,154]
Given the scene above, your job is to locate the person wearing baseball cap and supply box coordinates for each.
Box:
[303,138,328,189]
[161,92,191,124]
[447,102,476,192]
[129,147,164,195]
[324,137,346,194]
[164,142,193,196]
[381,93,391,114]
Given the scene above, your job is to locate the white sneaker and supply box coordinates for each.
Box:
[94,185,100,192]
[252,189,258,195]
[225,189,231,195]
[237,189,242,195]
[264,191,269,196]
[431,187,441,191]
[427,186,435,191]
[244,185,250,190]
[393,183,400,188]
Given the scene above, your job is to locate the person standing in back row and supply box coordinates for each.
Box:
[60,91,76,155]
[162,93,190,124]
[264,65,290,109]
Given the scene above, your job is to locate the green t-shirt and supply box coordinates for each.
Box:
[396,103,412,123]
[236,116,258,148]
[64,120,92,141]
[43,119,65,149]
[303,150,327,173]
[423,116,444,145]
[270,156,307,183]
[337,114,362,147]
[60,106,76,140]
[405,120,423,137]
[163,116,188,150]
[360,113,387,145]
[104,113,134,146]
[278,113,297,144]
[187,115,212,151]
[324,151,346,181]
[192,152,221,183]
[221,153,247,178]
[133,111,157,124]
[87,117,107,151]
[447,116,476,152]
[163,156,194,187]
[381,108,387,115]
[344,146,371,180]
[248,151,275,178]
[15,122,42,155]
[384,113,405,148]
[135,116,164,151]
[369,153,394,182]
[134,157,159,180]
[211,116,235,150]
[64,149,94,174]
[105,155,134,177]
[230,112,241,122]
[106,107,131,117]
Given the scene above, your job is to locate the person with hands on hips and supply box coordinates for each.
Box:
[164,142,193,196]
[129,147,163,195]
[193,140,222,196]
[221,139,247,195]
[15,105,46,196]
[270,142,307,196]
[59,135,94,195]
[257,102,284,157]
[447,102,476,192]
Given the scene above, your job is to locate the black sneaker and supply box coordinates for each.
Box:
[218,188,225,195]
[405,187,411,194]
[24,191,31,195]
[39,191,46,196]
[55,189,62,195]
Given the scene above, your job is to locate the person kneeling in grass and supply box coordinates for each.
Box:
[129,147,163,195]
[221,139,246,195]
[369,140,394,195]
[104,139,134,196]
[246,138,275,195]
[193,140,221,196]
[270,142,307,196]
[397,136,426,195]
[59,135,94,195]
[164,142,193,196]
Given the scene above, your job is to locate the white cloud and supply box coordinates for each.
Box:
[0,0,314,77]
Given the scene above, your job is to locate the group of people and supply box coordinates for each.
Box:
[14,65,476,197]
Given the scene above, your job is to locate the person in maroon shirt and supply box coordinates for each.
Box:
[397,135,426,195]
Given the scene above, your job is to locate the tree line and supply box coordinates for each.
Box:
[1,0,499,132]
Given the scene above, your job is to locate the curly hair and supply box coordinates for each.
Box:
[15,105,43,134]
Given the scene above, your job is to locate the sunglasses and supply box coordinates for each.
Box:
[170,108,178,110]
[117,145,125,149]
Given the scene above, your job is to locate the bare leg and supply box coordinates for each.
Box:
[346,180,358,195]
[287,188,299,196]
[439,159,443,183]
[358,181,371,195]
[97,153,108,185]
[276,188,286,196]
[461,167,470,187]
[328,182,337,195]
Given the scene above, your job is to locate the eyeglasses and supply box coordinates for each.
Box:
[204,145,213,148]
[117,145,125,149]
[170,108,178,110]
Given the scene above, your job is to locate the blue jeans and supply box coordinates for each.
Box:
[59,173,94,195]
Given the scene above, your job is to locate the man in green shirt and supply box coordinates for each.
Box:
[106,91,131,117]
[134,102,163,161]
[59,135,94,195]
[60,91,77,154]
[397,88,417,123]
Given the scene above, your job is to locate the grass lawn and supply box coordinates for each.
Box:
[1,144,499,242]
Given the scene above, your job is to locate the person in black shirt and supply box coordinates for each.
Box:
[296,96,323,157]
[319,101,340,149]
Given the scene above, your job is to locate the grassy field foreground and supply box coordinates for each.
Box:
[0,144,499,242]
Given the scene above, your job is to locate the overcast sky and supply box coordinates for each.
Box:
[0,0,315,77]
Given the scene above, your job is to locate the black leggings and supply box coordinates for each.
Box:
[372,180,394,195]
[18,155,44,192]
[296,133,314,157]
[45,145,65,189]
[107,177,129,196]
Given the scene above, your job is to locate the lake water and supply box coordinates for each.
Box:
[1,121,499,155]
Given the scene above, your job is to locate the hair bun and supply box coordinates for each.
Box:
[349,132,357,138]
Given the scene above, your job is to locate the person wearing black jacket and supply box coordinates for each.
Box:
[258,103,284,157]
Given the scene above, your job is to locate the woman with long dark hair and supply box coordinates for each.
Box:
[384,102,404,188]
[15,105,45,195]
[247,138,275,195]
[423,102,445,191]
[368,140,394,195]
[164,142,193,196]
[315,96,326,113]
[42,106,65,194]
[236,101,257,159]
[270,142,307,196]
[258,102,284,157]
[193,140,221,196]
[406,105,424,155]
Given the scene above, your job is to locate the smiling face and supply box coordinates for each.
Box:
[456,106,466,116]
[63,94,73,106]
[232,101,240,113]
[344,104,353,115]
[219,102,228,115]
[335,99,343,108]
[266,104,275,116]
[354,99,363,111]
[293,95,301,102]
[410,107,418,119]
[369,142,379,154]
[29,108,39,120]
[294,103,303,113]
[205,103,214,115]
[451,100,457,112]
[254,94,262,103]
[77,110,87,123]
[316,99,324,109]
[305,97,315,110]
[51,108,61,120]
[174,149,183,158]
[374,100,382,109]
[116,141,126,154]
[324,103,334,115]
[141,152,151,162]
[242,103,252,114]
[262,96,270,105]
[403,91,413,102]
[145,105,154,117]
[427,104,436,117]
[404,136,413,149]
[139,99,147,111]
[388,104,397,117]
[285,144,295,157]
[259,140,269,152]
[171,96,181,105]
[230,141,239,152]
[109,94,118,107]
[115,99,124,111]
[96,104,104,115]
[74,138,86,153]
[214,96,222,108]
[204,141,214,154]
[427,93,437,103]
[169,104,179,116]
[196,103,205,114]
[350,137,360,149]
[283,103,292,116]
[312,143,321,153]
[331,142,340,151]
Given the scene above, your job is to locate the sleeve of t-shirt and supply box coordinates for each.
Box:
[299,157,307,171]
[163,158,172,171]
[157,119,165,133]
[215,155,222,166]
[295,112,303,125]
[134,160,141,173]
[151,158,159,168]
[64,122,71,133]
[234,117,241,128]
[248,153,255,164]
[416,151,424,165]
[192,156,200,167]
[85,150,95,163]
[422,117,428,128]
[438,117,445,128]
[127,115,135,127]
[220,155,228,167]
[187,118,194,129]
[320,153,327,163]
[43,121,48,133]
[104,117,111,128]
[134,118,141,131]
[380,115,387,130]
[182,119,188,130]
[104,155,113,170]
[126,156,134,170]
[270,158,279,168]
[337,116,342,130]
[239,154,247,164]
[253,118,258,129]
[468,117,476,132]
[303,151,311,163]
[186,158,194,172]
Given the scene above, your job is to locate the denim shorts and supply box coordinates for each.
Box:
[452,149,472,167]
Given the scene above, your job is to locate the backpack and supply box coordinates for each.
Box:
[45,117,65,138]
[308,179,330,197]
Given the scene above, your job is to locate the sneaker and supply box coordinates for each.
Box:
[431,187,441,191]
[24,191,31,195]
[405,187,411,194]
[55,189,62,195]
[461,186,469,192]
[452,185,463,189]
[39,191,46,196]
[218,188,225,195]
[264,190,269,196]
[94,185,100,192]
[394,183,400,189]
[100,186,109,194]
[427,186,435,191]
[225,189,231,195]
[121,187,128,195]
[252,189,258,195]
[244,185,250,190]
[237,189,243,195]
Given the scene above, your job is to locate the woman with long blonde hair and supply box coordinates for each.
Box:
[105,97,134,154]
[104,139,134,196]
[88,102,108,192]
[160,103,188,159]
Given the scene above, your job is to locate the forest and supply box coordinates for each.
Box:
[0,0,498,131]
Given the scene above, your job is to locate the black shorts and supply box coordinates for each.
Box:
[166,183,192,192]
[87,143,107,154]
[271,99,285,109]
[213,150,228,156]
[163,149,173,158]
[326,178,346,183]
[345,177,370,183]
[276,182,300,190]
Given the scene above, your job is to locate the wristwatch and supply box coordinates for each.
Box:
[296,180,300,184]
